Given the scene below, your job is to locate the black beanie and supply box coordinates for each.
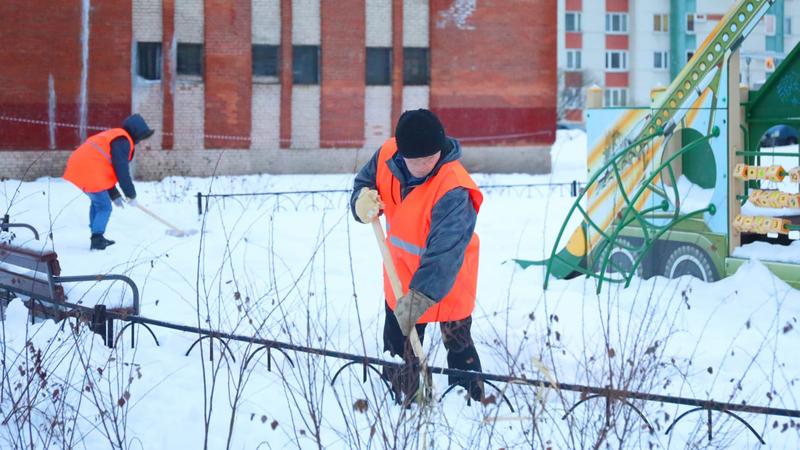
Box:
[395,109,447,159]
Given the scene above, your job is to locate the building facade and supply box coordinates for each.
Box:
[558,0,800,121]
[0,0,557,180]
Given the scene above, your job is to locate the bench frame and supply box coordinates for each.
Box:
[0,220,140,346]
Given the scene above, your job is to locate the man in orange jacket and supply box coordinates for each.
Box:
[63,114,153,250]
[351,109,484,404]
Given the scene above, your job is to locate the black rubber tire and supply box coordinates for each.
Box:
[594,238,643,277]
[663,244,719,282]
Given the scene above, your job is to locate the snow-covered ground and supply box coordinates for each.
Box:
[1,130,798,449]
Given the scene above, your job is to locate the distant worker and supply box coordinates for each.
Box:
[351,109,485,404]
[63,113,154,250]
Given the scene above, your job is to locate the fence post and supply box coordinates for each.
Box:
[196,192,203,216]
[91,304,107,345]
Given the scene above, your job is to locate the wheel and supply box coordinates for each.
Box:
[662,245,719,282]
[593,238,643,277]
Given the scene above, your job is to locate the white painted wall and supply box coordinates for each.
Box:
[291,0,320,148]
[292,86,320,149]
[629,0,671,106]
[582,0,605,92]
[132,0,164,149]
[403,0,429,47]
[365,0,393,148]
[175,0,204,43]
[292,0,320,45]
[173,83,204,150]
[402,86,429,112]
[366,0,392,47]
[253,0,281,45]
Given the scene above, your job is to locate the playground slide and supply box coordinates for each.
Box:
[536,0,775,289]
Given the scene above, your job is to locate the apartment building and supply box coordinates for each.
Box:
[558,0,800,122]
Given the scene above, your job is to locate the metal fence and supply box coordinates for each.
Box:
[195,181,583,216]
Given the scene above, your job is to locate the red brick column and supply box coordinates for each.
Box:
[320,0,365,148]
[279,0,293,149]
[89,1,131,133]
[204,0,252,149]
[391,0,404,132]
[162,0,175,149]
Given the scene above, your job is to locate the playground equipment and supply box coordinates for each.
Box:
[527,0,800,291]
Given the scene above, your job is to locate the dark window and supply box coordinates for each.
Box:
[252,44,279,77]
[137,42,162,80]
[366,47,391,85]
[403,47,429,85]
[293,45,319,84]
[177,43,204,77]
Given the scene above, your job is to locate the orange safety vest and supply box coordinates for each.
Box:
[63,129,134,193]
[375,138,482,323]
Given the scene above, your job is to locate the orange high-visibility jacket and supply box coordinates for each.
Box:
[375,138,482,323]
[63,129,134,193]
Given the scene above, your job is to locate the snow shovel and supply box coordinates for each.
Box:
[135,203,198,237]
[371,220,433,402]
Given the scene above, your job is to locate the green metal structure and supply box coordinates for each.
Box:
[524,0,800,291]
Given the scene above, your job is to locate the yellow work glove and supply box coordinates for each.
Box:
[355,187,383,223]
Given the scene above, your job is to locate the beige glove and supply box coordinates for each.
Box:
[355,187,383,223]
[394,289,437,336]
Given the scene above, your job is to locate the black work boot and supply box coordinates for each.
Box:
[90,233,112,250]
[101,235,115,246]
[446,347,484,401]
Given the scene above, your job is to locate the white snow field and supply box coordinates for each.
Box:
[1,130,798,449]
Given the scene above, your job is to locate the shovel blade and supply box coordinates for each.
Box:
[165,229,198,237]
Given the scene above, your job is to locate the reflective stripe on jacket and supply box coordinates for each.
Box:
[63,129,134,193]
[375,138,482,323]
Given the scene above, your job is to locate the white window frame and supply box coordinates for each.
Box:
[566,50,582,70]
[653,51,669,70]
[605,13,628,34]
[566,12,581,32]
[604,88,628,107]
[653,14,669,33]
[605,51,628,71]
[764,14,776,36]
[686,13,696,34]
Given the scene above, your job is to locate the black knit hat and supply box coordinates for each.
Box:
[395,109,447,159]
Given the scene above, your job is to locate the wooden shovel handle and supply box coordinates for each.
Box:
[371,220,427,363]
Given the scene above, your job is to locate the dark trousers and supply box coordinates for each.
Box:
[382,303,483,403]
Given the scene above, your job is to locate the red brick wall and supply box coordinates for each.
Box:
[162,0,175,149]
[0,1,130,150]
[320,0,365,148]
[605,72,629,87]
[429,0,556,145]
[606,0,629,13]
[565,32,582,49]
[89,1,132,138]
[565,0,582,11]
[391,0,404,132]
[605,34,628,50]
[204,0,252,149]
[279,0,293,149]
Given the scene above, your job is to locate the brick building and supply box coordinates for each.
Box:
[0,0,557,180]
